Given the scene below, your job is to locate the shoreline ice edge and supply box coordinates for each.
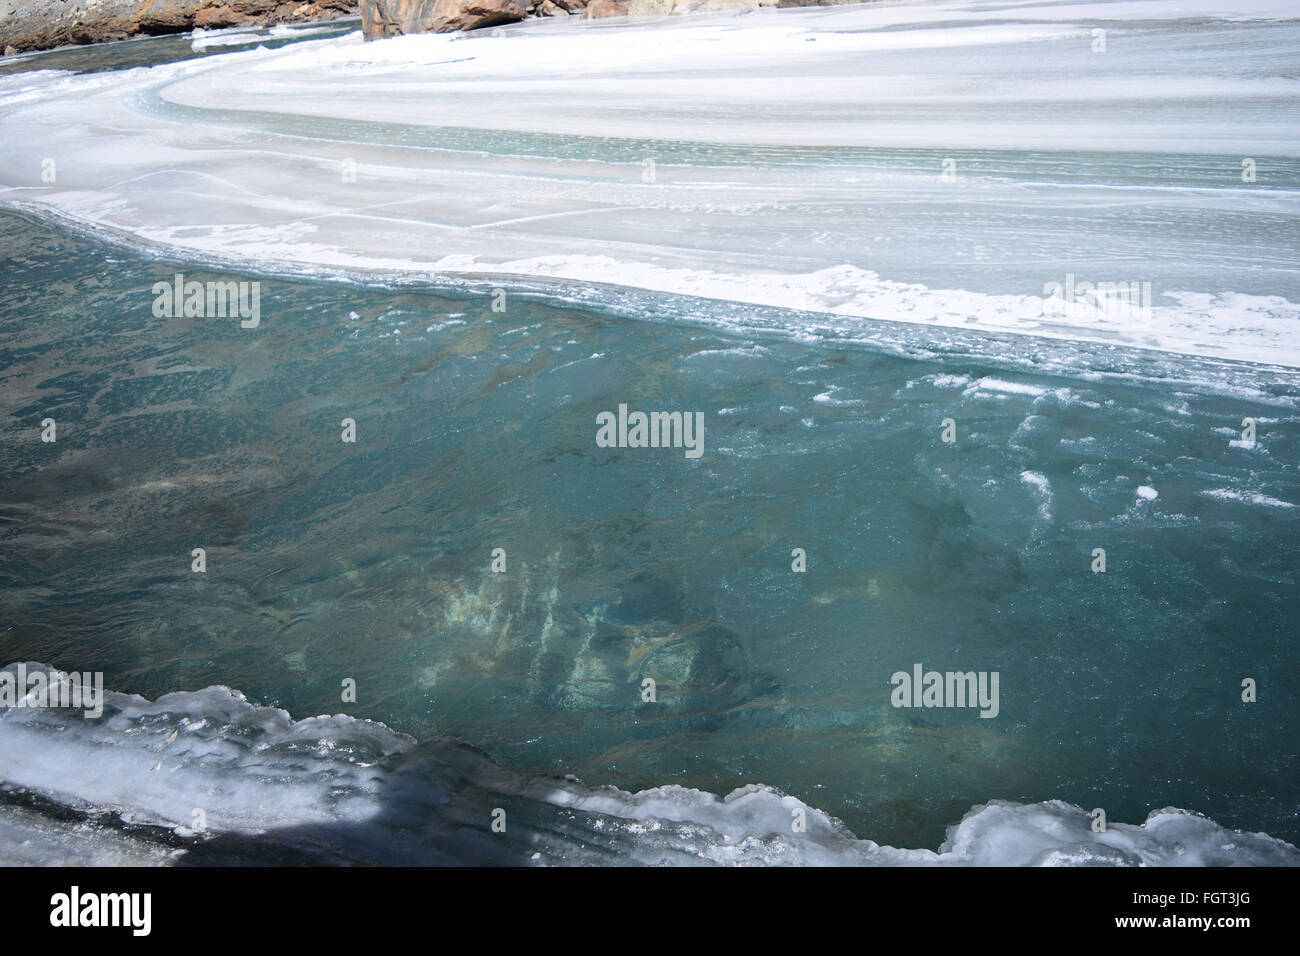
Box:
[2,662,1297,866]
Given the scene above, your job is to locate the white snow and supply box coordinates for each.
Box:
[1,0,1298,366]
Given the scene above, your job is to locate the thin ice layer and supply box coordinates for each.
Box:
[1,0,1299,366]
[2,663,1296,865]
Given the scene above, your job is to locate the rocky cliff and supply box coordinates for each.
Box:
[361,0,787,37]
[361,0,525,37]
[1,0,851,55]
[0,0,358,53]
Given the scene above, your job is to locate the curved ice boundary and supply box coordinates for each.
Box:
[3,0,1300,368]
[2,663,1296,866]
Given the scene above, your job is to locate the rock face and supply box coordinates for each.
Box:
[360,0,798,39]
[582,0,626,17]
[361,0,528,38]
[0,0,358,53]
[0,0,864,53]
[360,0,620,36]
[629,0,776,13]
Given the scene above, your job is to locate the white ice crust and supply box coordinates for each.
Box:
[2,0,1299,366]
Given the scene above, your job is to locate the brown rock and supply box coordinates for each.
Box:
[0,0,358,54]
[193,6,255,27]
[361,0,528,38]
[583,0,625,16]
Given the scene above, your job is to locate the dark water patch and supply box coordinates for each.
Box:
[2,209,1298,850]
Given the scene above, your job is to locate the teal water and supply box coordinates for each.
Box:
[0,20,362,77]
[2,208,1297,851]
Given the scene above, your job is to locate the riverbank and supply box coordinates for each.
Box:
[0,0,357,54]
[0,0,862,54]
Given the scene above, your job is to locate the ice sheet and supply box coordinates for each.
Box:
[1,0,1298,365]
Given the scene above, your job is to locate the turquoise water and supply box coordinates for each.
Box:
[3,208,1298,852]
[0,20,362,77]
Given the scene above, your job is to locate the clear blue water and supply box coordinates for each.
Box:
[3,207,1298,852]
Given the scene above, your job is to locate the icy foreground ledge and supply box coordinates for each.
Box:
[1,0,1299,367]
[1,663,1296,865]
